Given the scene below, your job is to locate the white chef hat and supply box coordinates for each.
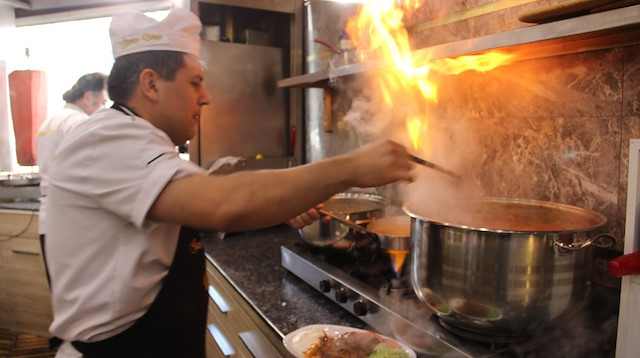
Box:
[110,8,202,59]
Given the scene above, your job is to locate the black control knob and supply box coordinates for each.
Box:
[319,279,332,293]
[353,300,368,316]
[335,288,349,303]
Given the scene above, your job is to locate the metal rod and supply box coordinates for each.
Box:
[409,154,461,180]
[318,209,372,235]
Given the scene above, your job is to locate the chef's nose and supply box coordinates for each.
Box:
[199,88,211,106]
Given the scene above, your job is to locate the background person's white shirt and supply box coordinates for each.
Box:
[36,103,89,235]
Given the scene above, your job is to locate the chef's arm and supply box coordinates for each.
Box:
[148,139,413,232]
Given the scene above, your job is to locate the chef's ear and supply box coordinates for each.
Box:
[139,68,160,101]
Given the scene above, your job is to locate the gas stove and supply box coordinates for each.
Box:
[281,242,619,358]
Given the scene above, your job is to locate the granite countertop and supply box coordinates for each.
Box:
[202,225,367,339]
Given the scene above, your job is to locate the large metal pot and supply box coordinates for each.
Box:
[405,197,615,338]
[299,192,386,251]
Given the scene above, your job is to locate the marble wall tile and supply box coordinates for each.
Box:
[407,0,555,49]
[623,45,640,116]
[434,48,624,119]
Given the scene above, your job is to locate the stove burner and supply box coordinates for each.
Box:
[438,319,529,344]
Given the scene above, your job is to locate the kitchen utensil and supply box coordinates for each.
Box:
[298,192,385,250]
[409,155,461,180]
[405,197,615,337]
[367,215,411,251]
[318,209,372,235]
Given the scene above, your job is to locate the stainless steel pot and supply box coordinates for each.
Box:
[299,192,386,250]
[367,215,411,251]
[405,197,615,337]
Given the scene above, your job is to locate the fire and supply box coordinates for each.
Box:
[345,0,515,153]
[386,249,409,279]
[406,116,424,150]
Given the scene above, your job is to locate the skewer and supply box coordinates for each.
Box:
[318,209,372,235]
[409,154,461,180]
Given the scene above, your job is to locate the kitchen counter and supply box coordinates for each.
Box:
[0,199,39,211]
[202,225,367,339]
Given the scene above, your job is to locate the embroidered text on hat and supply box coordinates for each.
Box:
[110,8,202,59]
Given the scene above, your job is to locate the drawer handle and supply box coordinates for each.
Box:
[207,323,235,356]
[239,331,281,358]
[208,285,230,313]
[11,249,40,256]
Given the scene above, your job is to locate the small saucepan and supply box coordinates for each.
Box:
[367,215,412,251]
[367,215,412,277]
[298,192,386,252]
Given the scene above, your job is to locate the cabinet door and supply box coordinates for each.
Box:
[0,211,52,336]
[2,237,53,336]
[205,260,293,357]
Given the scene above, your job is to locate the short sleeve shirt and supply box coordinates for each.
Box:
[45,107,205,342]
[35,103,89,234]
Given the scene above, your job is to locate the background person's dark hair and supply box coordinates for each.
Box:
[62,72,108,103]
[107,51,185,104]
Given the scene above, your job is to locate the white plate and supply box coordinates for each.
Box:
[283,324,416,358]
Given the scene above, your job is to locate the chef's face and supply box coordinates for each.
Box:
[156,54,211,145]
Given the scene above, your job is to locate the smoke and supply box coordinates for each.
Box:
[336,70,484,221]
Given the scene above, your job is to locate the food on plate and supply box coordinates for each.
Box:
[302,331,410,358]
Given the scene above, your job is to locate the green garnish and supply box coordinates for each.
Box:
[367,342,410,358]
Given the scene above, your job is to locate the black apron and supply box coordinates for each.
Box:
[71,226,208,358]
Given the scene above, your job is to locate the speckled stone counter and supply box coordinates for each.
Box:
[202,224,367,339]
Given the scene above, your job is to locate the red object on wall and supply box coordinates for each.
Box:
[609,251,640,277]
[8,70,47,166]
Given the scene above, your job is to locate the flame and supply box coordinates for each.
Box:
[406,116,424,150]
[345,0,515,154]
[386,249,409,279]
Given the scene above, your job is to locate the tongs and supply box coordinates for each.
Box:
[318,209,372,235]
[409,154,461,180]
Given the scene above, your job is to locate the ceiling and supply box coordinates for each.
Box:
[1,0,172,25]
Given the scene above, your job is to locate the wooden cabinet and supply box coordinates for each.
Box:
[0,209,52,336]
[205,256,292,357]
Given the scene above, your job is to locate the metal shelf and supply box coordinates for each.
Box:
[278,4,640,89]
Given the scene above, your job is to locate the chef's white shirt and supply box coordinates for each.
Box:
[45,107,205,344]
[35,103,89,235]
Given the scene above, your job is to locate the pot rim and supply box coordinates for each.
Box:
[327,192,387,214]
[403,197,608,234]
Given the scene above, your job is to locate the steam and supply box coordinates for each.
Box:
[336,71,483,221]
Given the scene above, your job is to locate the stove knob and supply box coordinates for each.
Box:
[319,279,332,293]
[353,300,368,316]
[335,288,349,303]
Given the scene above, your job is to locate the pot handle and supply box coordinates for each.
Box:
[553,233,616,251]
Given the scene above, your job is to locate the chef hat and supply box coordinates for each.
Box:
[110,8,202,59]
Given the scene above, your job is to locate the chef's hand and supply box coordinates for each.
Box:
[285,204,330,229]
[341,139,414,188]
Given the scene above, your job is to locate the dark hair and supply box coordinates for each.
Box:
[62,72,108,103]
[107,51,186,103]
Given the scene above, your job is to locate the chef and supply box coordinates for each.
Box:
[45,8,414,358]
[35,72,108,286]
